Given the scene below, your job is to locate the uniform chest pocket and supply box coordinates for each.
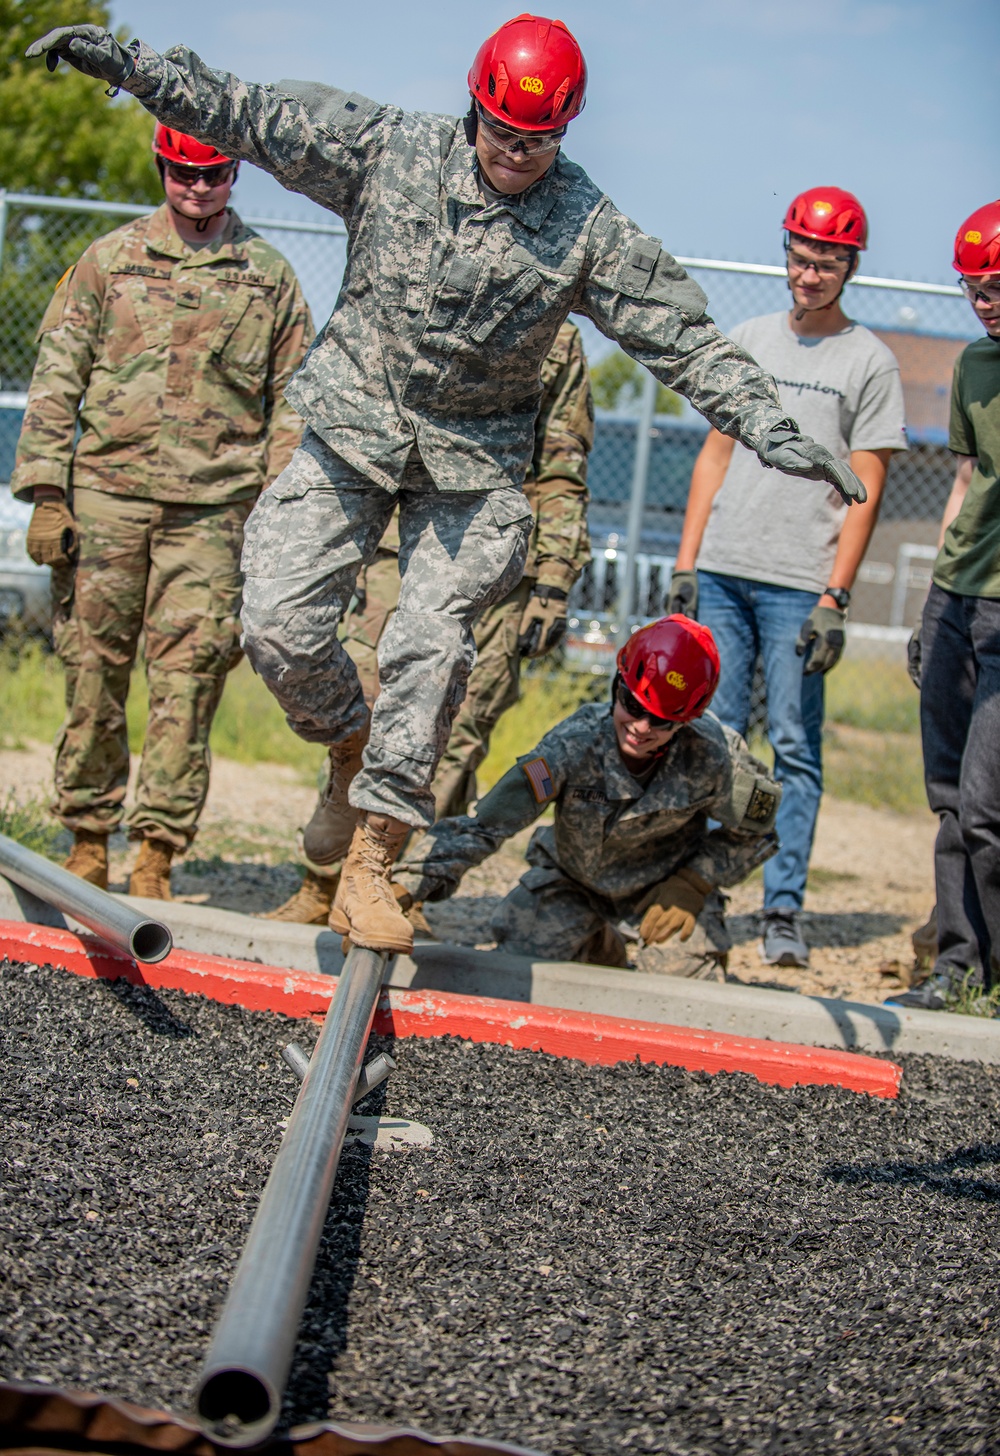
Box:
[101,271,173,365]
[467,268,542,343]
[376,214,434,311]
[206,283,275,387]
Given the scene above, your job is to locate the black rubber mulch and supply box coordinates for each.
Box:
[2,956,1000,1456]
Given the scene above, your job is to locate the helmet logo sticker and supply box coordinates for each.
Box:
[966,230,983,244]
[665,671,687,689]
[813,201,833,215]
[520,75,545,94]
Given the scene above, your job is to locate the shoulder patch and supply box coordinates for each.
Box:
[521,756,556,805]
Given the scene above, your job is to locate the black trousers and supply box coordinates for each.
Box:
[920,582,1000,987]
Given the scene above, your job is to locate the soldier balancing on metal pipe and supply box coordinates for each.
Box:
[266,320,594,927]
[395,617,782,978]
[27,15,864,957]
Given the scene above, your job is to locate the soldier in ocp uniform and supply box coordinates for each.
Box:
[13,126,311,897]
[268,319,593,925]
[395,617,782,976]
[28,15,865,954]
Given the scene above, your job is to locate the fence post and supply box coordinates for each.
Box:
[0,190,8,281]
[618,367,657,626]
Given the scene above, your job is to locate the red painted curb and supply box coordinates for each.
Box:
[0,920,901,1098]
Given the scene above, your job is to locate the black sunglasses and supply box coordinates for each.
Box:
[616,680,675,729]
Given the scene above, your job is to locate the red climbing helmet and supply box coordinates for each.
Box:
[952,200,1000,277]
[783,186,868,251]
[468,14,587,132]
[616,615,720,724]
[152,124,233,168]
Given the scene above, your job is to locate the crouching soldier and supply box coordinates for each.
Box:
[394,617,781,976]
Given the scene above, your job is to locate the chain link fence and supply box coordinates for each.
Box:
[0,191,975,762]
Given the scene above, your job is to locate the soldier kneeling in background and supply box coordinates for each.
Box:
[394,617,781,977]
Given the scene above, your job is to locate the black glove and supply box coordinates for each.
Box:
[666,569,698,617]
[26,25,137,89]
[759,425,868,506]
[907,628,922,689]
[517,586,568,658]
[795,604,846,676]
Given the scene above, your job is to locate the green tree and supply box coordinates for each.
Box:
[590,348,682,416]
[1,4,162,386]
[1,1,158,201]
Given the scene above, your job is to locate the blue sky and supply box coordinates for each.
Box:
[111,0,998,284]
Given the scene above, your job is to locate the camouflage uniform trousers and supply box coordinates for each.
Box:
[240,428,532,829]
[338,548,533,821]
[491,865,732,978]
[51,486,249,850]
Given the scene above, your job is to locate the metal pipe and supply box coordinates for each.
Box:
[195,946,389,1447]
[282,1041,396,1101]
[618,367,658,626]
[0,832,171,964]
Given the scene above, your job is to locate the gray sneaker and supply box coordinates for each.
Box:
[884,973,956,1011]
[759,910,809,967]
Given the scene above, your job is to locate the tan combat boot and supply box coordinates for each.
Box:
[129,839,175,900]
[261,869,338,924]
[329,812,413,953]
[63,830,109,891]
[302,723,370,867]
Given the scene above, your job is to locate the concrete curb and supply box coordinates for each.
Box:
[0,920,900,1098]
[1,878,997,1063]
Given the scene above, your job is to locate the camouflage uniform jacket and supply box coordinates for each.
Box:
[397,702,781,909]
[370,319,592,585]
[122,44,791,497]
[12,205,312,505]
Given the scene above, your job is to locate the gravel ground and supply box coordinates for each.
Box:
[3,958,1000,1455]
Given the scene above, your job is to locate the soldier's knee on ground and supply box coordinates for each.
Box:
[636,890,731,980]
[574,921,630,969]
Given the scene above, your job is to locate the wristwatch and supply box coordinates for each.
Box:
[824,586,851,611]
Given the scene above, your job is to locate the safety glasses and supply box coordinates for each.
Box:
[164,161,235,188]
[616,681,676,730]
[476,106,566,156]
[785,246,853,278]
[960,276,1000,305]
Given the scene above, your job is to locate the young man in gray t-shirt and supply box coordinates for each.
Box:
[668,187,907,968]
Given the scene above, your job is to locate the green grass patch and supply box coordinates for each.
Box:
[826,658,919,735]
[823,725,927,814]
[0,640,65,750]
[944,972,1000,1019]
[0,789,64,859]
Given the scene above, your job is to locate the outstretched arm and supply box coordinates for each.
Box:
[579,210,867,505]
[27,26,396,218]
[396,764,549,903]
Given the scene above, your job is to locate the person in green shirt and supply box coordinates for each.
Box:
[889,199,1000,1010]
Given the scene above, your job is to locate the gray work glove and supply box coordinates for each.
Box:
[907,627,922,688]
[795,604,846,676]
[518,586,568,658]
[759,426,868,506]
[666,569,698,618]
[26,498,78,567]
[26,25,137,88]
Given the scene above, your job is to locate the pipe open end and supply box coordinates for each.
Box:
[128,919,172,964]
[196,1368,277,1448]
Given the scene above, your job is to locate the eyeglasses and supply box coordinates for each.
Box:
[616,681,676,730]
[476,106,566,156]
[164,161,235,188]
[960,277,1000,305]
[785,247,853,278]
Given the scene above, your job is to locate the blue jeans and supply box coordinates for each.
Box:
[697,571,825,912]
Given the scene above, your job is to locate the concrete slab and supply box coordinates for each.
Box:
[2,877,997,1064]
